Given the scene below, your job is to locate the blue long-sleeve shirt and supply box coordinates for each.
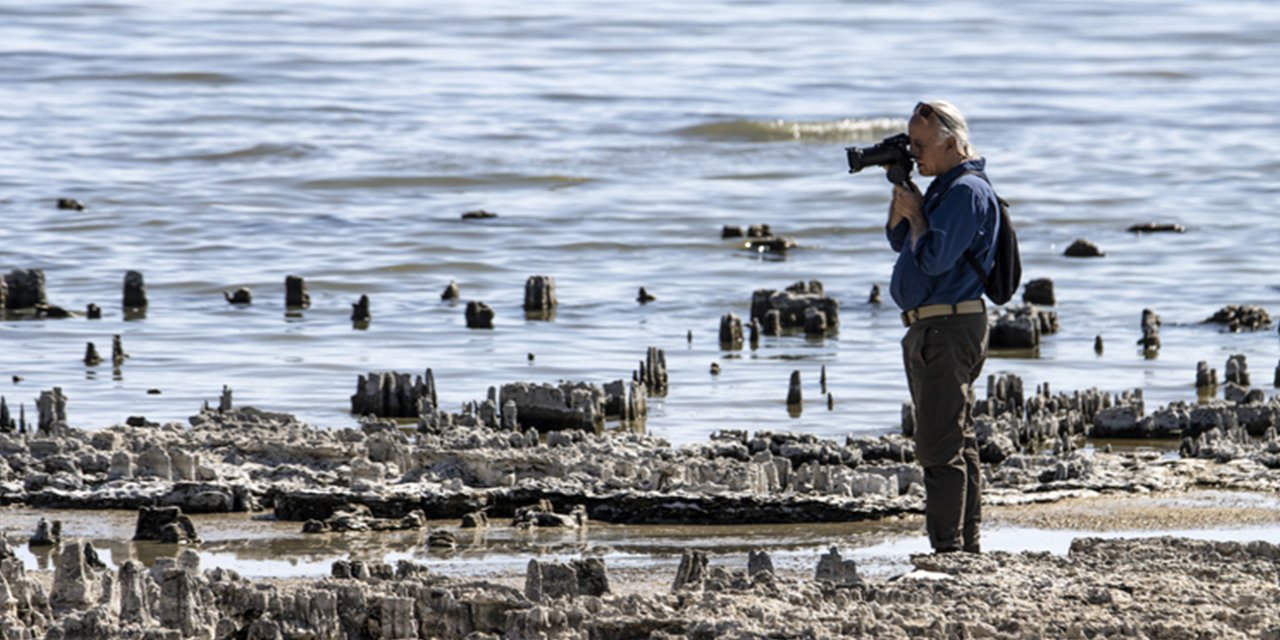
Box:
[887,158,999,311]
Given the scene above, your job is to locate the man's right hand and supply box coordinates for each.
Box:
[889,182,923,229]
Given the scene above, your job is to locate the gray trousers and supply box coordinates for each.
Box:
[901,311,988,552]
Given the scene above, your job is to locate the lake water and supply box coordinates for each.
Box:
[2,0,1278,444]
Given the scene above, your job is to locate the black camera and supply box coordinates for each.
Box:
[846,132,913,186]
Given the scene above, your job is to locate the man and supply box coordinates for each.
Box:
[885,100,998,554]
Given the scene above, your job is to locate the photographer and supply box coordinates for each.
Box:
[885,100,998,554]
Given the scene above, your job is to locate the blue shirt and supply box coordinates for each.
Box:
[886,158,999,311]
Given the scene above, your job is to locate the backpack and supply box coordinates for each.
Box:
[959,171,1021,305]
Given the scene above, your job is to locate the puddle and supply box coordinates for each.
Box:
[4,491,1279,581]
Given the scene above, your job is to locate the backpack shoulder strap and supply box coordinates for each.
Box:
[957,170,1001,284]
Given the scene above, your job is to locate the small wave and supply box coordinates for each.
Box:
[48,71,242,85]
[674,118,905,143]
[298,174,591,191]
[162,143,317,163]
[1107,69,1194,80]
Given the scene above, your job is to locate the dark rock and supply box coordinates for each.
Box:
[351,294,371,323]
[990,305,1058,349]
[1022,278,1055,306]
[868,284,881,305]
[83,343,101,366]
[86,303,101,319]
[747,224,771,238]
[804,307,828,336]
[134,505,197,542]
[501,381,604,433]
[719,312,744,350]
[762,309,782,336]
[28,517,62,546]
[602,379,646,422]
[0,396,14,432]
[285,274,310,308]
[1091,392,1146,438]
[112,335,127,366]
[744,235,797,253]
[786,371,802,407]
[462,209,497,219]
[1138,309,1161,353]
[56,198,85,210]
[123,270,148,309]
[1094,335,1104,354]
[523,275,557,314]
[158,517,200,544]
[750,281,839,336]
[1127,222,1185,233]
[34,303,70,319]
[352,369,437,418]
[466,300,495,329]
[637,347,668,396]
[637,287,655,303]
[1205,305,1271,332]
[1196,361,1218,390]
[721,225,744,238]
[1064,239,1105,257]
[4,269,47,309]
[223,287,252,304]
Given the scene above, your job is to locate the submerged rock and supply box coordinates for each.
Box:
[1127,222,1185,233]
[989,304,1059,349]
[223,287,252,304]
[28,518,61,547]
[750,280,839,337]
[122,270,147,310]
[1205,305,1271,332]
[1063,238,1104,257]
[466,300,495,329]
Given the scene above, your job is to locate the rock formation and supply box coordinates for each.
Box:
[285,274,310,308]
[750,280,839,337]
[122,270,147,310]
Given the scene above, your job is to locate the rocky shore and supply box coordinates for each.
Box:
[2,372,1279,526]
[1,358,1278,638]
[3,532,1278,639]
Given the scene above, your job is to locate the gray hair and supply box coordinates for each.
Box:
[919,100,977,159]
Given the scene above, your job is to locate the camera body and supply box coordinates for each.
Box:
[846,132,913,187]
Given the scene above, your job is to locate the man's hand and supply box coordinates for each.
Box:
[890,183,926,243]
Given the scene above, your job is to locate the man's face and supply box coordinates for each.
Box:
[908,115,952,177]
